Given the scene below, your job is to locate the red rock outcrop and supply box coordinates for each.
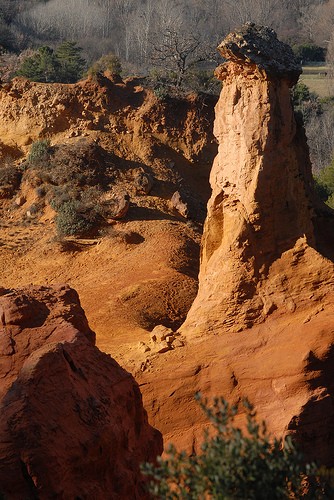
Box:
[135,24,334,467]
[0,284,162,499]
[0,73,216,348]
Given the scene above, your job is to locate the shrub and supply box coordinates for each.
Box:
[183,63,222,95]
[35,185,48,197]
[88,53,122,77]
[141,395,328,499]
[325,192,334,209]
[52,199,101,237]
[0,164,20,187]
[290,82,321,124]
[314,159,334,208]
[0,161,21,197]
[313,174,332,202]
[291,82,312,107]
[292,43,326,62]
[27,139,51,164]
[24,140,106,189]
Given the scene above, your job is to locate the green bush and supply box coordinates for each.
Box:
[325,192,334,209]
[27,138,51,163]
[313,174,332,202]
[24,140,106,189]
[0,164,20,188]
[292,43,326,62]
[88,53,122,78]
[141,395,328,499]
[291,82,312,107]
[314,160,334,207]
[183,64,222,95]
[290,82,321,123]
[52,199,101,237]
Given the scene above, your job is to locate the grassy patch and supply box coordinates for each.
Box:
[300,65,334,98]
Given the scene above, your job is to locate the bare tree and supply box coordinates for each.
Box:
[133,0,154,64]
[297,0,328,43]
[148,0,208,87]
[14,0,108,42]
[306,108,334,174]
[223,0,285,31]
[151,27,202,86]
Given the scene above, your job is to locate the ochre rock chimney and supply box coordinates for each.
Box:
[182,23,334,335]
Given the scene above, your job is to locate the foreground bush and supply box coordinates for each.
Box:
[141,395,330,499]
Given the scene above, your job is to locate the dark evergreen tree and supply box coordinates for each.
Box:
[17,45,60,82]
[17,41,85,83]
[55,41,86,83]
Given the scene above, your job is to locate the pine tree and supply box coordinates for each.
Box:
[17,41,86,84]
[17,45,60,83]
[55,41,86,84]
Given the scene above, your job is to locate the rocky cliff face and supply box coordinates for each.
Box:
[0,74,216,164]
[0,75,216,350]
[136,25,334,467]
[181,23,334,335]
[0,284,162,499]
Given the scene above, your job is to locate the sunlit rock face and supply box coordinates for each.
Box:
[182,23,334,335]
[156,24,334,467]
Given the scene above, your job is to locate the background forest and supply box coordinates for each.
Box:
[0,0,334,204]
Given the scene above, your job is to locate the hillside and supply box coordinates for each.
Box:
[2,23,334,499]
[0,73,217,365]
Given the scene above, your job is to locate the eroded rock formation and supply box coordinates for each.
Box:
[181,23,334,335]
[0,284,162,499]
[0,74,216,346]
[136,24,334,467]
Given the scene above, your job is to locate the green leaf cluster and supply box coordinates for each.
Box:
[291,82,312,107]
[292,43,326,62]
[17,41,86,84]
[51,199,101,237]
[27,138,50,163]
[141,395,328,499]
[87,53,122,81]
[314,160,334,208]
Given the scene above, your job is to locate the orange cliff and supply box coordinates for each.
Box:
[1,22,334,483]
[137,24,334,466]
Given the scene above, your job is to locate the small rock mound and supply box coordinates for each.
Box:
[0,283,162,499]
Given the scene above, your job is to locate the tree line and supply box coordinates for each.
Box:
[0,0,333,71]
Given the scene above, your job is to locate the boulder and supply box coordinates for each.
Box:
[171,191,189,218]
[0,283,162,499]
[103,192,130,220]
[134,171,154,195]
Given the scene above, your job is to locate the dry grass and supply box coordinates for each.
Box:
[300,65,334,98]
